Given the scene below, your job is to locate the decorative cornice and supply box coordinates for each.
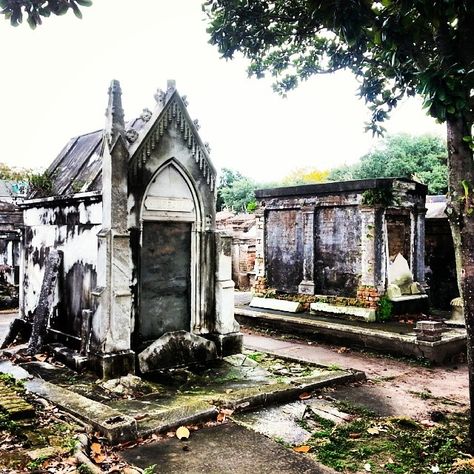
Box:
[135,95,216,192]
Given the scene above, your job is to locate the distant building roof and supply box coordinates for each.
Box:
[0,180,27,201]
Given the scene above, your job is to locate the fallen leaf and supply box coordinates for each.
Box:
[217,413,226,423]
[90,442,102,455]
[367,427,380,435]
[430,465,440,473]
[349,433,361,439]
[299,392,311,400]
[293,445,311,453]
[225,389,233,394]
[176,426,190,440]
[34,353,48,362]
[166,431,175,438]
[364,463,372,472]
[93,453,106,464]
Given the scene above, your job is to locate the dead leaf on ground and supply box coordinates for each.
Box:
[93,452,107,464]
[337,347,350,353]
[91,442,102,455]
[299,392,311,400]
[293,445,311,453]
[367,427,380,435]
[349,433,361,439]
[176,426,190,440]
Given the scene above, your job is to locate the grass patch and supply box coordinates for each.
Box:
[300,411,472,473]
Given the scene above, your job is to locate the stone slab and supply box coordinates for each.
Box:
[0,359,32,380]
[250,297,303,313]
[25,377,137,443]
[120,421,335,474]
[233,402,312,446]
[236,307,467,363]
[310,302,376,322]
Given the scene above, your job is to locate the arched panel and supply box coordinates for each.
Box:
[141,162,199,223]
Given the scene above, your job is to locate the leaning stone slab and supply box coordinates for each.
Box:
[310,302,376,322]
[138,331,217,373]
[250,297,303,313]
[25,378,137,443]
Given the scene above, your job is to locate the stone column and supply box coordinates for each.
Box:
[360,206,386,293]
[89,81,134,379]
[413,207,427,286]
[253,208,265,279]
[212,232,242,356]
[298,206,316,295]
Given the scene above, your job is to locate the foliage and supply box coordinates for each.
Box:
[281,167,329,186]
[216,168,245,211]
[376,296,393,322]
[330,134,448,194]
[0,162,31,181]
[204,1,473,135]
[27,170,53,197]
[0,0,92,28]
[220,176,258,213]
[361,188,394,207]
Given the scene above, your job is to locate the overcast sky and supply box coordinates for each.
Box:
[0,0,445,183]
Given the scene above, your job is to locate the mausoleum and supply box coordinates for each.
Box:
[253,178,428,320]
[19,80,242,377]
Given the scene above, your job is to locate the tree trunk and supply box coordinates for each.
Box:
[446,114,474,451]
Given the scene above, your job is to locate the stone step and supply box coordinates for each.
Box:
[0,380,35,419]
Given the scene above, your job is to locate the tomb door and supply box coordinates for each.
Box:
[139,221,192,343]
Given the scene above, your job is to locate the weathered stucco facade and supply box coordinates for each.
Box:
[20,80,241,377]
[254,179,427,308]
[0,200,23,289]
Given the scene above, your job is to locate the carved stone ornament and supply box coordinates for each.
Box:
[193,119,201,130]
[204,142,211,153]
[140,108,153,122]
[181,95,189,107]
[125,128,139,143]
[154,88,166,104]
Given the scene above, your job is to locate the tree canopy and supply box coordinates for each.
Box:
[0,0,92,28]
[204,0,473,135]
[329,134,448,194]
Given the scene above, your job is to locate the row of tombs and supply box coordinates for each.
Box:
[0,80,460,378]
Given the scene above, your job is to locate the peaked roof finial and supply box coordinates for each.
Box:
[105,79,125,145]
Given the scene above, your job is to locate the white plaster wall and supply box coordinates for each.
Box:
[22,200,102,318]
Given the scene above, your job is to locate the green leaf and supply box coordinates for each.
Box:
[76,0,93,5]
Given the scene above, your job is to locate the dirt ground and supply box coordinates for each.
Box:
[242,325,469,422]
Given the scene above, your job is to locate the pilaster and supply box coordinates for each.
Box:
[298,206,316,295]
[413,207,427,286]
[360,206,386,293]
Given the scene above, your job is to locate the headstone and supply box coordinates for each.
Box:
[449,297,465,326]
[388,253,413,294]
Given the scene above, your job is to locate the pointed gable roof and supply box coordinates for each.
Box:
[28,81,216,200]
[127,82,216,191]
